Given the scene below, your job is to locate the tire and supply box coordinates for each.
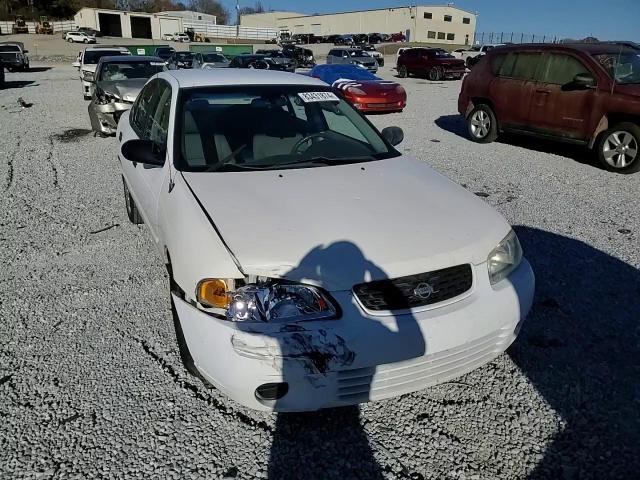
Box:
[122,176,144,224]
[466,104,498,143]
[67,37,72,42]
[84,38,89,43]
[596,122,640,174]
[166,259,204,380]
[466,57,473,69]
[398,65,408,78]
[428,66,442,81]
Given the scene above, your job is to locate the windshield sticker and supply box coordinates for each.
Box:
[136,48,145,55]
[150,62,165,66]
[298,91,340,103]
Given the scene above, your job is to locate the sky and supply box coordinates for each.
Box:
[222,0,640,41]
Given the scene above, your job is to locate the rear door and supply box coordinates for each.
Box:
[489,51,542,128]
[528,52,596,140]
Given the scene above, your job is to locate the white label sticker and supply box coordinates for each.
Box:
[215,46,223,52]
[136,48,145,55]
[298,91,340,103]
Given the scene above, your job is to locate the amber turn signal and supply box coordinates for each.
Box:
[196,279,230,308]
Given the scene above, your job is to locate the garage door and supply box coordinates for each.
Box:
[159,18,181,38]
[98,12,122,37]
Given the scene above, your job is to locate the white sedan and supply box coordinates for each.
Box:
[65,31,96,44]
[117,69,534,412]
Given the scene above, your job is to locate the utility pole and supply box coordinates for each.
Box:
[236,0,239,38]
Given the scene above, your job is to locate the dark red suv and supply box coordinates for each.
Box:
[458,43,640,173]
[397,48,466,81]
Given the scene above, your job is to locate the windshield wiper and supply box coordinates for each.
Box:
[274,156,376,167]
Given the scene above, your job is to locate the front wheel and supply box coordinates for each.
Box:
[466,104,498,143]
[428,66,442,81]
[122,176,144,224]
[597,122,640,174]
[84,38,89,43]
[397,65,408,78]
[67,37,72,42]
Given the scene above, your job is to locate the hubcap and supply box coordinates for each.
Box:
[470,110,491,138]
[603,131,638,168]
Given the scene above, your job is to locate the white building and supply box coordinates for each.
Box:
[158,10,216,24]
[74,7,183,39]
[241,5,477,45]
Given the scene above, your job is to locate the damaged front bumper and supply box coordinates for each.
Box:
[173,259,534,412]
[88,100,133,135]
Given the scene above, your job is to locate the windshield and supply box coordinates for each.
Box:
[84,50,128,64]
[349,50,370,58]
[432,49,454,58]
[202,53,228,62]
[0,45,20,52]
[175,53,193,60]
[177,86,397,172]
[99,61,164,81]
[593,51,640,85]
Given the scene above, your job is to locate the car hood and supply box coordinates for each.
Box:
[268,57,292,65]
[96,78,147,100]
[614,84,640,98]
[182,156,511,291]
[351,56,376,63]
[335,79,399,93]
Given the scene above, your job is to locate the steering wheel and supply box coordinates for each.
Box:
[290,132,329,155]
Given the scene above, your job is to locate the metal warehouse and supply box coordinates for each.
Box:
[74,7,183,39]
[240,5,477,44]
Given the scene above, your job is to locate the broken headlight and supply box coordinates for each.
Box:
[196,278,339,323]
[487,230,523,285]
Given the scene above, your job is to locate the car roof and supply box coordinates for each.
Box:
[493,42,637,56]
[99,55,163,63]
[159,69,327,89]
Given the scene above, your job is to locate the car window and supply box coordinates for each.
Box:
[592,51,640,85]
[498,52,541,80]
[0,45,20,52]
[99,61,164,81]
[150,84,172,147]
[131,80,166,139]
[541,53,591,85]
[177,86,396,172]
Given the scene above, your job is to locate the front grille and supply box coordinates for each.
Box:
[353,264,472,311]
[336,326,512,403]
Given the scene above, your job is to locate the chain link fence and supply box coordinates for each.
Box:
[474,32,562,45]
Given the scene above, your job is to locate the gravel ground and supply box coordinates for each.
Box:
[1,63,639,480]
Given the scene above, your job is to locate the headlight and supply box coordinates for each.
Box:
[82,70,94,82]
[196,278,339,323]
[487,230,523,285]
[347,86,367,96]
[122,94,136,103]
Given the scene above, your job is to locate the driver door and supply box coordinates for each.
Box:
[120,79,172,241]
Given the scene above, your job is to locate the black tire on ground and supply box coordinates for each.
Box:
[122,176,144,224]
[67,37,72,42]
[596,122,640,174]
[466,104,499,144]
[84,38,89,43]
[428,66,442,81]
[397,65,408,78]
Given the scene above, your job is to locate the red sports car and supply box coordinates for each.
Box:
[311,64,407,113]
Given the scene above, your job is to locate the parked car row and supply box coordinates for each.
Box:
[162,32,191,43]
[282,32,405,45]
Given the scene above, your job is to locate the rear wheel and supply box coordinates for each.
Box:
[67,37,72,43]
[397,65,408,78]
[122,176,144,224]
[466,104,498,143]
[597,122,640,174]
[428,66,443,81]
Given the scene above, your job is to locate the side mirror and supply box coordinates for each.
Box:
[571,73,596,89]
[381,126,404,147]
[121,139,165,166]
